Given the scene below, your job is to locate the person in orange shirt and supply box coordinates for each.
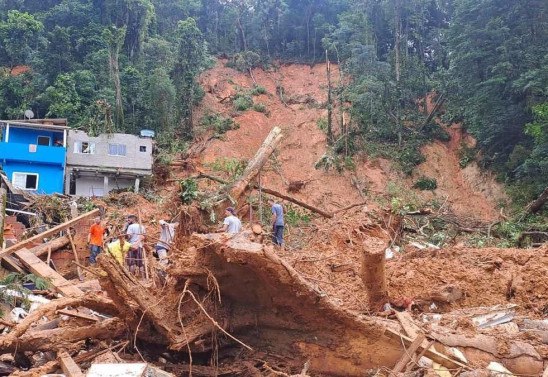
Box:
[88,217,105,265]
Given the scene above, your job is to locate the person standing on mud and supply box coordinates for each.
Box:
[268,199,284,246]
[126,215,146,277]
[156,220,178,265]
[219,207,241,234]
[87,217,105,265]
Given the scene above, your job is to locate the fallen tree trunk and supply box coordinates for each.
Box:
[360,241,389,312]
[7,317,124,352]
[96,254,216,350]
[255,186,334,218]
[0,294,118,352]
[229,126,283,201]
[29,235,70,257]
[523,186,548,215]
[183,233,465,376]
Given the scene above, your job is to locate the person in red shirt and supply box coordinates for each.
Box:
[88,217,105,265]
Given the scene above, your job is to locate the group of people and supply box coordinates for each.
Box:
[87,199,285,273]
[219,199,285,246]
[87,215,178,276]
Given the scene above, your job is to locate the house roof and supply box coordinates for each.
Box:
[0,119,69,131]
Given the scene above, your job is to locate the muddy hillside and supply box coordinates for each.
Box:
[0,61,546,377]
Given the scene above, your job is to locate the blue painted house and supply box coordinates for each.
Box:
[0,119,68,194]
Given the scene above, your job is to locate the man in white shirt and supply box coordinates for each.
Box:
[126,214,146,276]
[219,207,241,234]
[156,220,178,265]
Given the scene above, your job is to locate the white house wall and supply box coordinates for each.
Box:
[74,175,135,197]
[66,131,153,172]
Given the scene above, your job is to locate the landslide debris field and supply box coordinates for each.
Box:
[0,62,546,377]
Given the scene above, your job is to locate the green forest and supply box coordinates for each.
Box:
[0,0,546,205]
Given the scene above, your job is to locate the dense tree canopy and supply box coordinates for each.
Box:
[0,0,545,201]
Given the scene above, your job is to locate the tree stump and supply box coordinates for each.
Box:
[360,242,389,312]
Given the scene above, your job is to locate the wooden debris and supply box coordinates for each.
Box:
[59,351,85,377]
[392,333,426,373]
[28,236,70,257]
[523,186,548,215]
[67,231,83,281]
[57,309,99,322]
[14,248,84,297]
[0,208,100,262]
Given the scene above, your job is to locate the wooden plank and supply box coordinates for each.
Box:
[384,328,468,371]
[57,309,98,322]
[58,351,85,377]
[392,333,426,373]
[1,255,24,272]
[14,248,83,297]
[67,231,83,281]
[0,208,100,261]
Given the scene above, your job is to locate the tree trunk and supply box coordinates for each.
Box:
[254,186,333,218]
[326,51,334,145]
[360,244,389,312]
[29,235,70,257]
[229,126,283,201]
[524,186,548,215]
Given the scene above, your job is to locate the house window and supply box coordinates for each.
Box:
[12,172,39,190]
[74,141,95,154]
[37,136,50,146]
[108,143,127,156]
[139,145,147,152]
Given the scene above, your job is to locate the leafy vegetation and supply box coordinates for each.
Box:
[179,178,198,204]
[0,0,544,205]
[413,177,438,191]
[206,157,247,179]
[200,111,239,136]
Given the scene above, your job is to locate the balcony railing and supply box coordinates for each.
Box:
[0,142,66,166]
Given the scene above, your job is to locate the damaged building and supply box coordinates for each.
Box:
[65,130,153,197]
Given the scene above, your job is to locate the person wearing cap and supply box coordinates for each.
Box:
[126,214,146,276]
[156,220,179,265]
[219,207,242,234]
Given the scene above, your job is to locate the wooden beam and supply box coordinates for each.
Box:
[30,235,70,258]
[14,248,83,297]
[392,333,426,373]
[384,328,468,371]
[0,208,99,261]
[58,351,85,377]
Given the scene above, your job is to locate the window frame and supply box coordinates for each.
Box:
[73,141,96,154]
[139,145,147,152]
[37,136,51,146]
[108,143,127,157]
[12,172,39,190]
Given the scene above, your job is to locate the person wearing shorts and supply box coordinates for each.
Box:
[126,215,146,276]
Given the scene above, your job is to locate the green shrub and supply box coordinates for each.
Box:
[252,103,267,113]
[317,117,328,132]
[250,85,267,95]
[207,157,247,178]
[179,178,198,204]
[233,94,253,111]
[458,143,476,168]
[424,124,451,142]
[284,207,311,226]
[396,146,426,175]
[413,176,438,190]
[200,112,239,135]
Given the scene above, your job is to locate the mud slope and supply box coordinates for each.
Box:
[198,60,389,210]
[197,61,504,222]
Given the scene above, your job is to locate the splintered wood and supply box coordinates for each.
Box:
[14,248,83,297]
